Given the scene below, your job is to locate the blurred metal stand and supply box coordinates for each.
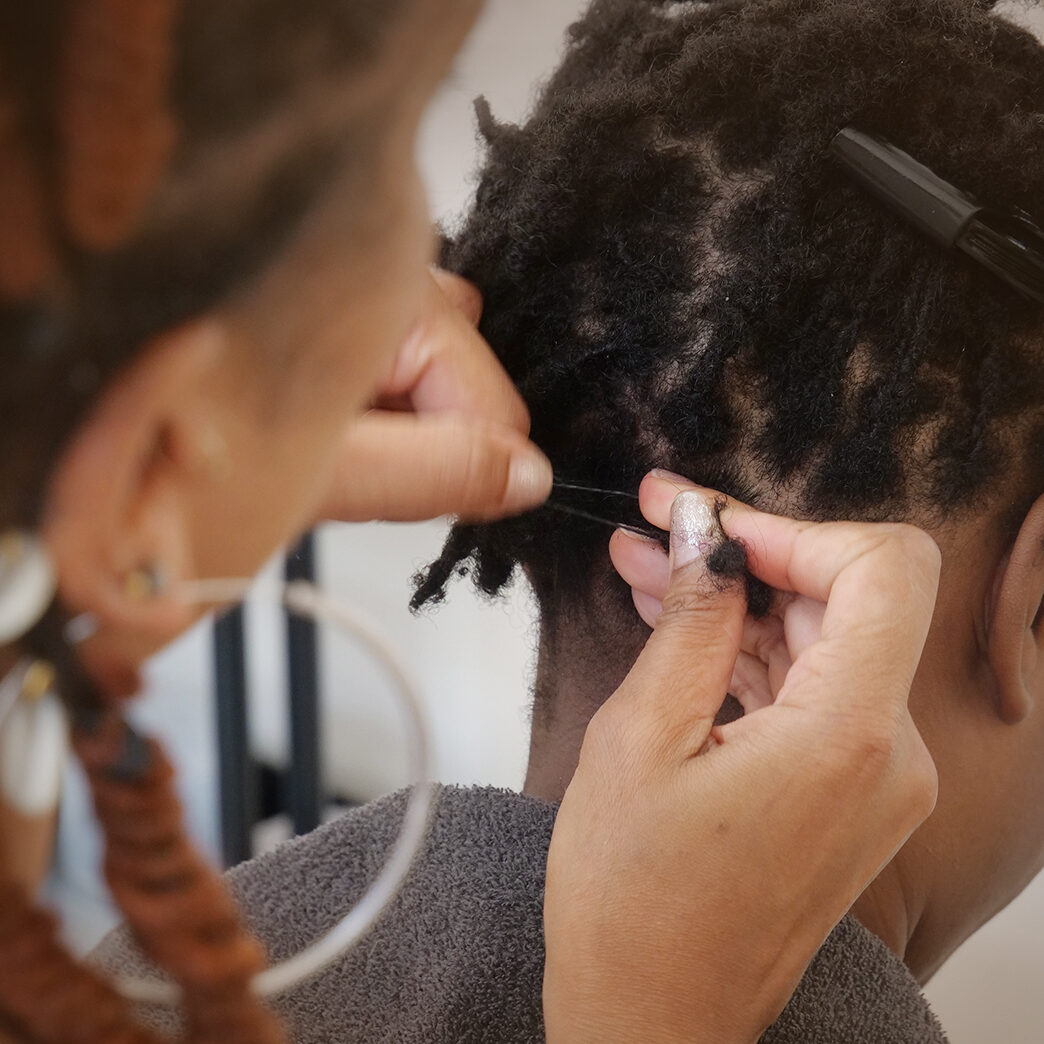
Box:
[285,532,322,836]
[213,604,254,868]
[213,532,323,868]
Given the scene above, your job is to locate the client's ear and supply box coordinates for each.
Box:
[42,319,230,643]
[988,493,1044,724]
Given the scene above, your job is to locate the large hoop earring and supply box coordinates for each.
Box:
[75,576,435,1006]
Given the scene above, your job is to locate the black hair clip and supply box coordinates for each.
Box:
[830,127,1044,304]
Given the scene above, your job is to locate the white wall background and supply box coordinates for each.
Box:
[50,2,1044,1042]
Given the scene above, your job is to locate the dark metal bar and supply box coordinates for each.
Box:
[285,531,323,836]
[213,605,255,868]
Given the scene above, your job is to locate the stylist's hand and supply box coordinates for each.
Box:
[543,472,940,1044]
[318,270,552,524]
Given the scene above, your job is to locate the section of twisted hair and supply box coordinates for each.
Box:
[0,1,180,299]
[414,0,1044,617]
[0,718,284,1044]
[61,0,180,251]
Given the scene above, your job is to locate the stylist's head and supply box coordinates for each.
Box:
[0,0,481,692]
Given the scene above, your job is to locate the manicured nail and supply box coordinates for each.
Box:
[507,450,554,509]
[670,491,722,570]
[648,468,691,484]
[612,527,663,547]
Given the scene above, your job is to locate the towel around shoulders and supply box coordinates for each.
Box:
[91,785,949,1044]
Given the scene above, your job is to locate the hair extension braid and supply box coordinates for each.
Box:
[61,0,181,251]
[0,62,58,302]
[0,879,163,1043]
[0,712,286,1043]
[76,712,285,1044]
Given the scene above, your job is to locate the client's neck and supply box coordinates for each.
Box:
[523,586,650,803]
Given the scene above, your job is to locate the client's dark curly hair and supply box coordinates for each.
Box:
[415,0,1044,616]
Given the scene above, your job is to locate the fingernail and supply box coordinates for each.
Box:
[508,450,554,508]
[670,491,722,571]
[648,468,691,484]
[612,527,663,547]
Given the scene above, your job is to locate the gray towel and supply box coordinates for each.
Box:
[93,785,949,1043]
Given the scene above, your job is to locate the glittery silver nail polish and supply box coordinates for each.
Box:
[670,491,723,570]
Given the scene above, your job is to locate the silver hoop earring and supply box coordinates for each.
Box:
[112,576,434,1006]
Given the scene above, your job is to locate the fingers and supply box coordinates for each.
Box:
[729,652,776,714]
[631,588,662,630]
[380,271,530,436]
[640,472,939,607]
[782,596,824,665]
[608,529,667,627]
[609,528,669,600]
[598,492,747,763]
[638,472,941,720]
[611,526,805,708]
[430,269,483,325]
[322,411,553,523]
[320,270,552,525]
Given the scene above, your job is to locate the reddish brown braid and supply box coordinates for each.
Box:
[0,4,290,1041]
[0,711,285,1044]
[0,0,180,303]
[76,714,284,1044]
[61,0,180,250]
[0,62,58,303]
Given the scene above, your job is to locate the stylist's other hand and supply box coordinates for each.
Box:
[318,270,552,524]
[543,473,940,1044]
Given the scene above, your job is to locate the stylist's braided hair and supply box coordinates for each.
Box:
[416,0,1044,621]
[0,2,406,1042]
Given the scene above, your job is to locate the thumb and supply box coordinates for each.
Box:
[320,410,553,523]
[602,491,747,761]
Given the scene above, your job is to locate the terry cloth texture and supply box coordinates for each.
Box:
[93,785,949,1043]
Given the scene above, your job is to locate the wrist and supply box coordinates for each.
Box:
[542,953,769,1044]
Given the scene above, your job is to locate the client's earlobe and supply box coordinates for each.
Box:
[987,494,1044,725]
